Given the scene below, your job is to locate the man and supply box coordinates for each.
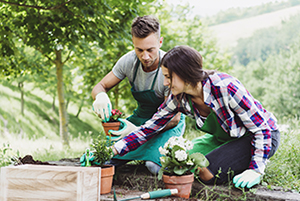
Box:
[91,15,186,174]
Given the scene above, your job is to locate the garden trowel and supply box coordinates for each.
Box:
[113,188,178,201]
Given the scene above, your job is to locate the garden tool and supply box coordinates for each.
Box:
[85,148,91,167]
[113,188,178,201]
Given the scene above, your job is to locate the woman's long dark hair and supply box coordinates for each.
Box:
[161,45,215,88]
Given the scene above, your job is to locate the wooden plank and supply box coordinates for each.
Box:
[0,165,101,201]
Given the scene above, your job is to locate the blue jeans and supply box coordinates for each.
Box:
[202,130,280,185]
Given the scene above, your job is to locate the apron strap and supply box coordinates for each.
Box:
[132,59,140,85]
[132,52,161,90]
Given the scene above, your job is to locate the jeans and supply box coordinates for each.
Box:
[107,159,161,175]
[202,130,280,185]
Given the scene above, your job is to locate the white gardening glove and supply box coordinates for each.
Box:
[92,92,112,122]
[233,169,262,188]
[107,118,137,142]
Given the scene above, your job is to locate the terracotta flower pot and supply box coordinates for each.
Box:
[162,173,194,199]
[100,165,115,195]
[102,121,121,136]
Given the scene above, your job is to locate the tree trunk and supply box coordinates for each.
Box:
[55,50,70,148]
[52,95,56,111]
[75,99,84,118]
[66,98,70,110]
[18,81,24,116]
[113,85,119,109]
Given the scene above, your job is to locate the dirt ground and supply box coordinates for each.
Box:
[15,155,300,201]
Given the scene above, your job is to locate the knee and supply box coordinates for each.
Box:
[269,130,281,158]
[198,167,214,181]
[145,161,161,175]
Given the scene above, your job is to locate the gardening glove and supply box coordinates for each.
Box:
[233,169,262,188]
[106,118,137,142]
[79,151,99,167]
[92,92,112,122]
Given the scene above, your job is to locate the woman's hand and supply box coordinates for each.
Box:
[233,169,262,188]
[111,146,118,156]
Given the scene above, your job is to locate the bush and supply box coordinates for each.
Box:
[0,143,18,167]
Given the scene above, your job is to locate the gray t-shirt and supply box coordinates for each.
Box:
[112,50,169,98]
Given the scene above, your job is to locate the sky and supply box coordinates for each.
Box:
[165,0,286,17]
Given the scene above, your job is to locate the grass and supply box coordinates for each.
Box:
[0,80,102,162]
[263,116,300,192]
[1,81,300,194]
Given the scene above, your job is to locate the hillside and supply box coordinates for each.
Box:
[0,81,102,157]
[208,5,300,49]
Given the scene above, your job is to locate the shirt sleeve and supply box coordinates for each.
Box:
[112,51,136,81]
[227,81,272,174]
[114,95,179,156]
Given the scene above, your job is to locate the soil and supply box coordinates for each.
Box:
[14,155,300,201]
[17,155,53,165]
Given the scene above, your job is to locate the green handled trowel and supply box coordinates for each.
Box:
[113,188,178,201]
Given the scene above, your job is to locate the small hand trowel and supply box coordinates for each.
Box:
[113,188,178,201]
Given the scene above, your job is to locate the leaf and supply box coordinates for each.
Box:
[158,168,163,180]
[190,152,209,168]
[174,166,188,175]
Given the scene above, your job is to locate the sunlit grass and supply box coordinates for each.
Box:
[0,81,101,163]
[263,116,300,192]
[0,136,91,161]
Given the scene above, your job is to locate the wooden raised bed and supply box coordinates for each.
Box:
[0,164,101,201]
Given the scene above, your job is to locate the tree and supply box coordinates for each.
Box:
[0,0,146,147]
[231,36,300,118]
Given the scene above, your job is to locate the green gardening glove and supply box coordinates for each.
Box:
[233,169,262,188]
[79,150,99,167]
[107,118,137,142]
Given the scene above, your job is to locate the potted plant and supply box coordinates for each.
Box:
[101,109,124,136]
[89,136,115,195]
[158,136,209,199]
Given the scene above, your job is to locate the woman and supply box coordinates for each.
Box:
[112,45,280,188]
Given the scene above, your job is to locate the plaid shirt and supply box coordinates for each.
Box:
[114,72,278,174]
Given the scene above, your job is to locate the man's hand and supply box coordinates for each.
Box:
[233,169,262,188]
[92,92,112,122]
[107,118,137,141]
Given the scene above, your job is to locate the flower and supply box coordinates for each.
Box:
[175,150,187,161]
[158,136,210,180]
[109,109,123,122]
[159,147,169,155]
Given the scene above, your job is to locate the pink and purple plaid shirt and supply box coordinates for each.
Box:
[114,72,278,174]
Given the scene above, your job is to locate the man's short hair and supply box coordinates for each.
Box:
[131,15,160,38]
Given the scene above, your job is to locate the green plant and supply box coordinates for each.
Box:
[0,143,18,167]
[91,136,113,166]
[158,136,209,180]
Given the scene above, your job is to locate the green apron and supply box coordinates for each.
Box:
[113,59,185,165]
[126,59,164,125]
[188,96,249,156]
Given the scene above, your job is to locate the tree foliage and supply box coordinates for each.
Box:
[0,0,147,147]
[232,13,300,66]
[0,0,233,144]
[231,35,300,118]
[150,0,232,72]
